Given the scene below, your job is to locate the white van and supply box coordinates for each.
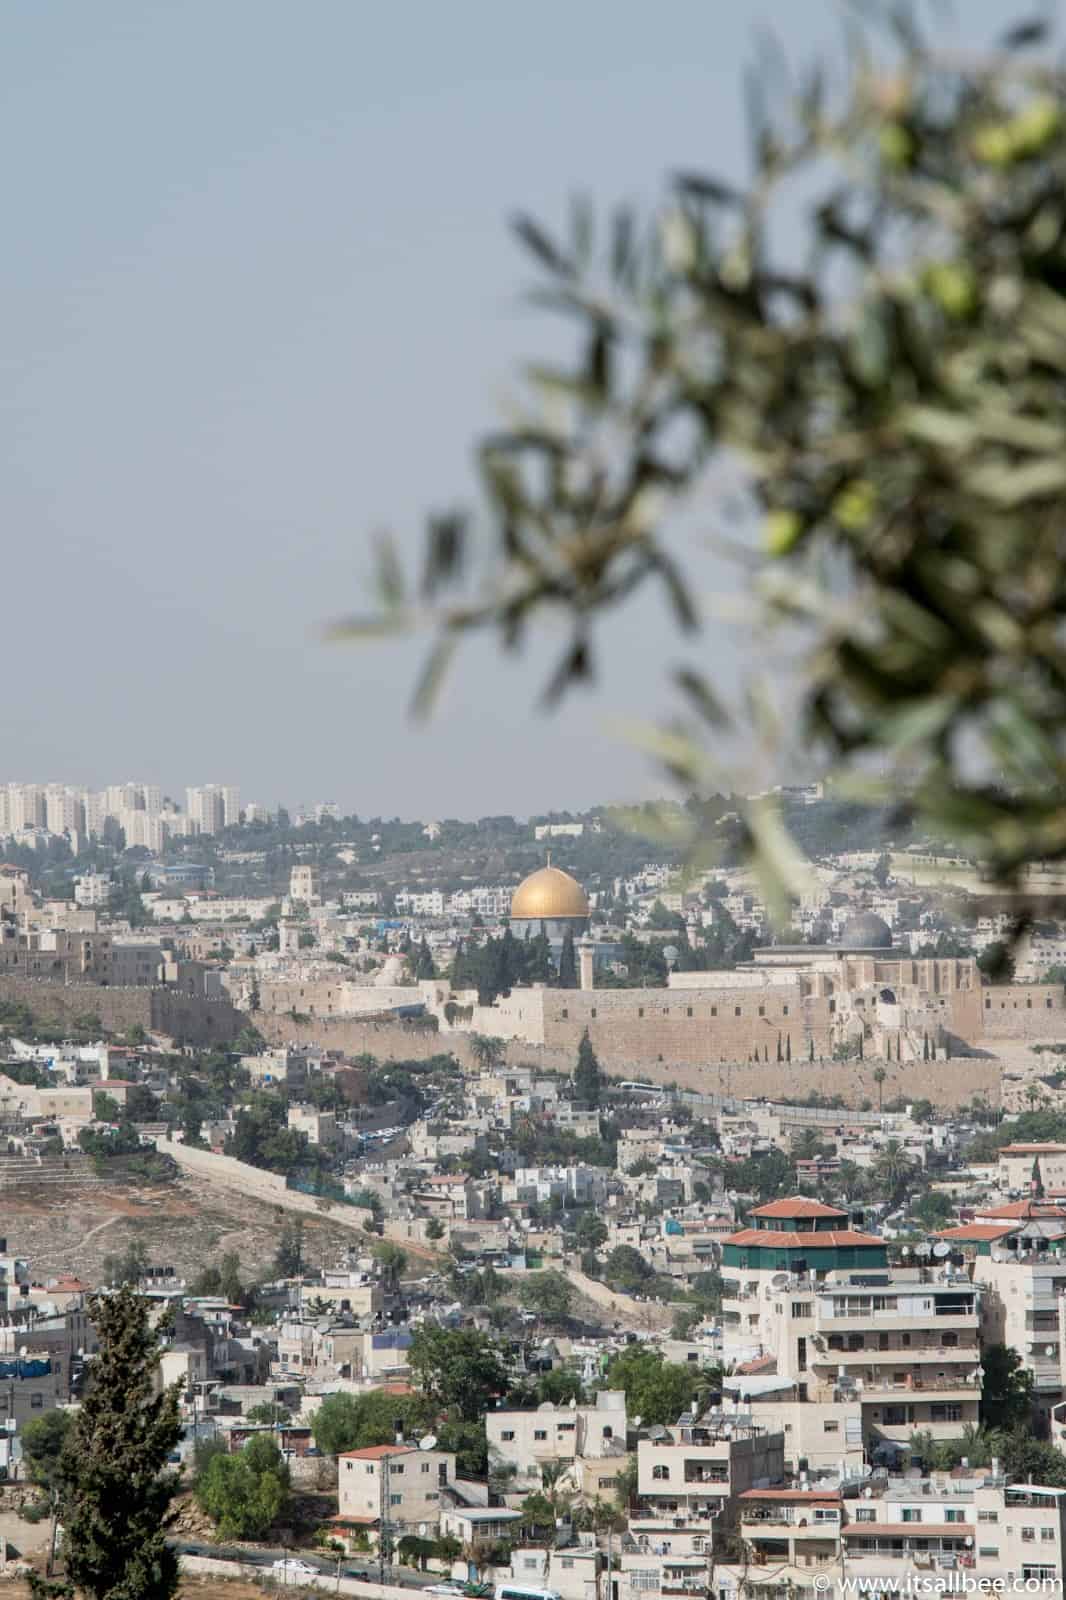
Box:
[495,1587,561,1600]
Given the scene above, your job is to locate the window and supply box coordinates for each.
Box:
[630,1573,659,1592]
[978,1511,998,1524]
[931,1404,962,1422]
[422,1462,431,1474]
[390,1494,403,1506]
[735,1006,741,1017]
[823,1421,839,1434]
[561,1559,574,1570]
[792,1302,811,1318]
[30,1393,43,1410]
[598,1478,618,1490]
[758,1005,765,1017]
[365,1464,375,1475]
[901,1509,922,1525]
[534,1430,548,1441]
[1022,1568,1057,1584]
[711,1006,717,1016]
[978,1548,999,1560]
[653,1465,670,1481]
[687,1007,693,1018]
[1021,1528,1036,1543]
[855,1509,876,1523]
[426,1491,439,1501]
[638,1007,644,1018]
[392,1464,404,1475]
[783,1004,789,1015]
[603,1426,614,1439]
[1042,1527,1056,1543]
[501,1431,515,1442]
[591,1008,597,1018]
[944,1510,964,1524]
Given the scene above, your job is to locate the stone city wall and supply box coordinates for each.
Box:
[977,983,1066,1038]
[0,976,244,1047]
[256,1011,999,1109]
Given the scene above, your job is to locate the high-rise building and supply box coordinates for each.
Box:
[221,786,241,828]
[185,786,226,835]
[82,791,107,838]
[45,785,85,837]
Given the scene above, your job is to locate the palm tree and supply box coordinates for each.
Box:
[873,1065,887,1111]
[872,1138,913,1203]
[470,1033,506,1072]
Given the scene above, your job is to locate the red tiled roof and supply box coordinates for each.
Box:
[735,1355,777,1376]
[934,1223,1015,1242]
[330,1513,380,1525]
[726,1227,882,1248]
[1000,1144,1066,1155]
[337,1444,416,1460]
[740,1489,842,1503]
[749,1198,848,1220]
[976,1201,1066,1219]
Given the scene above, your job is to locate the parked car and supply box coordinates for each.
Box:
[272,1558,319,1580]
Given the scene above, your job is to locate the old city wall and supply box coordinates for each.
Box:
[255,1010,999,1109]
[0,976,244,1046]
[977,984,1066,1039]
[0,975,153,1033]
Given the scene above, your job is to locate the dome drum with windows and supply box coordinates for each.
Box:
[510,863,590,941]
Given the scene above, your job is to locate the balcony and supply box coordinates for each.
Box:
[859,1375,980,1395]
[816,1311,976,1332]
[741,1512,841,1535]
[816,1345,978,1364]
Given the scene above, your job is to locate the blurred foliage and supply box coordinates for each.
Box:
[341,8,1066,903]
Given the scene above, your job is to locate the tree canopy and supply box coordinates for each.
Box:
[346,12,1066,905]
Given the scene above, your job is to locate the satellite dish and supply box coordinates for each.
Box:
[648,1424,668,1440]
[915,1243,931,1260]
[932,1243,951,1259]
[1046,1346,1056,1359]
[770,1273,791,1290]
[419,1434,438,1451]
[632,1416,642,1429]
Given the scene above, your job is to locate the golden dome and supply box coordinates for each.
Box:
[510,865,589,921]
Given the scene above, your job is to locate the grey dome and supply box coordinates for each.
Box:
[839,911,893,950]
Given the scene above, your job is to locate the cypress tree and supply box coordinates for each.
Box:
[786,1035,791,1063]
[558,926,578,989]
[809,1039,815,1063]
[415,938,435,980]
[776,1034,783,1063]
[573,1029,603,1108]
[40,1286,183,1600]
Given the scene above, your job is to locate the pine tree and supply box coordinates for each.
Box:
[573,1030,603,1108]
[39,1286,183,1599]
[557,926,578,989]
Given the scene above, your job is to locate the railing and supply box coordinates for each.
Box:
[742,1512,841,1529]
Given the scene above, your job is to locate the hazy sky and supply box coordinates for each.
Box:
[4,1,1017,818]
